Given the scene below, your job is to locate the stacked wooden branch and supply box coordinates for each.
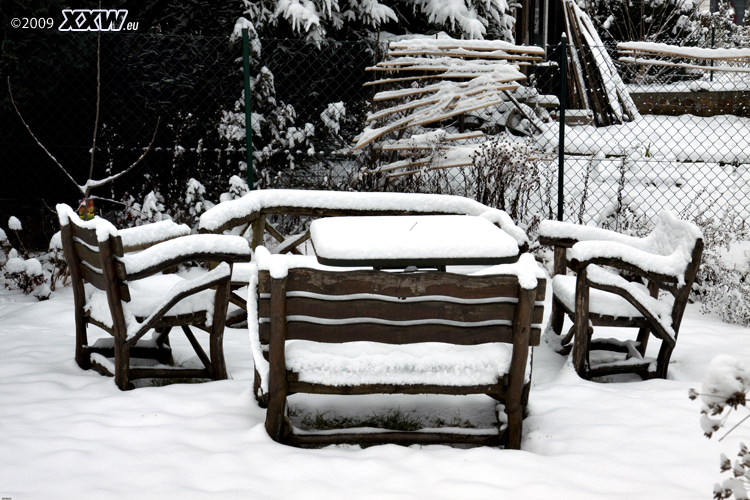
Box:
[355,36,546,179]
[562,0,640,126]
[617,42,750,74]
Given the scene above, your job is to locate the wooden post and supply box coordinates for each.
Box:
[635,280,659,357]
[99,235,131,390]
[550,246,567,335]
[572,267,589,378]
[251,215,266,250]
[506,284,537,450]
[210,264,231,380]
[60,224,90,369]
[265,275,289,442]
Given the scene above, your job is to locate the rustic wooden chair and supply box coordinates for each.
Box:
[57,204,252,390]
[538,211,703,380]
[253,249,545,448]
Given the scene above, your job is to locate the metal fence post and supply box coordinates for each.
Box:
[558,33,567,222]
[242,28,254,190]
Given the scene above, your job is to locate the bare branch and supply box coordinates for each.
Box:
[83,117,161,195]
[89,14,102,182]
[7,77,84,195]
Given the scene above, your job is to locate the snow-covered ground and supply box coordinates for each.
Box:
[2,280,749,499]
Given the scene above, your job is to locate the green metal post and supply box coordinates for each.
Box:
[242,28,254,190]
[558,33,567,222]
[710,27,715,82]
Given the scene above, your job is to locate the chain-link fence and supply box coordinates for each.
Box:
[544,40,750,234]
[2,31,748,247]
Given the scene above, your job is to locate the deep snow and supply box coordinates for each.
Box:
[1,281,748,499]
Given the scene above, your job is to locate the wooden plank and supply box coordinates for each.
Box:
[73,240,102,271]
[506,286,536,449]
[284,430,504,447]
[619,56,750,73]
[129,367,212,379]
[258,322,541,346]
[388,41,545,55]
[259,269,524,299]
[266,276,289,442]
[387,49,544,61]
[288,380,507,397]
[69,222,99,248]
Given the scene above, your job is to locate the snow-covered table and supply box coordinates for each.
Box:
[310,215,520,269]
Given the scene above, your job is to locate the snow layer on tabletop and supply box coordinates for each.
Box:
[471,253,546,290]
[542,211,702,283]
[198,189,528,246]
[119,234,250,275]
[84,265,230,337]
[310,215,518,261]
[285,340,530,387]
[118,220,190,248]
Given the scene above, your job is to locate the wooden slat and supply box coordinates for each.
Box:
[69,222,99,248]
[288,380,507,397]
[129,367,212,379]
[259,269,524,299]
[259,322,541,346]
[284,430,504,447]
[73,240,102,271]
[258,297,544,325]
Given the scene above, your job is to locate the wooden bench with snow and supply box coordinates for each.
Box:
[538,211,703,380]
[617,42,750,74]
[57,203,252,390]
[251,249,546,448]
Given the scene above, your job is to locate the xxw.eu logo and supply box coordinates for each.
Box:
[58,9,133,31]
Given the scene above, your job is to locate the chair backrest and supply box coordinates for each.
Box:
[257,267,546,347]
[58,206,132,302]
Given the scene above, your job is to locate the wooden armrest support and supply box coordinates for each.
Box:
[126,263,232,345]
[126,251,252,281]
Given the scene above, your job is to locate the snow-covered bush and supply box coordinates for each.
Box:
[0,217,55,300]
[686,208,750,327]
[690,356,750,499]
[471,136,553,224]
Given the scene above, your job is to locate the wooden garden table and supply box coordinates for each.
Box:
[309,214,520,270]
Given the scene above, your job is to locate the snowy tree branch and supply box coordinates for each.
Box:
[7,77,85,195]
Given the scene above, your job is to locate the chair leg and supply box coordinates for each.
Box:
[114,332,131,391]
[74,314,90,370]
[550,298,566,336]
[572,269,590,378]
[655,341,674,379]
[210,279,231,381]
[635,327,650,358]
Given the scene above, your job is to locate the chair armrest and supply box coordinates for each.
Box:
[538,220,644,249]
[119,220,191,252]
[568,240,687,286]
[120,234,252,280]
[127,262,232,341]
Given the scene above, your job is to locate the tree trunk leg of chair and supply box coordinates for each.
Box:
[253,367,269,408]
[655,342,674,379]
[266,276,289,443]
[154,327,173,365]
[572,268,590,378]
[635,327,650,358]
[506,287,535,450]
[210,277,231,381]
[114,334,131,391]
[550,247,568,336]
[75,320,90,370]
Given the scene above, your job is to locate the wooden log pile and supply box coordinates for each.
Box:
[354,35,546,179]
[561,0,641,126]
[617,42,750,74]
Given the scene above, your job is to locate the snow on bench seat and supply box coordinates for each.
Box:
[284,340,523,387]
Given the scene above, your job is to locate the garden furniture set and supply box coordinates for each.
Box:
[57,190,702,449]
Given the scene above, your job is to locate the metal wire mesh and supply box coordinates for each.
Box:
[1,31,747,245]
